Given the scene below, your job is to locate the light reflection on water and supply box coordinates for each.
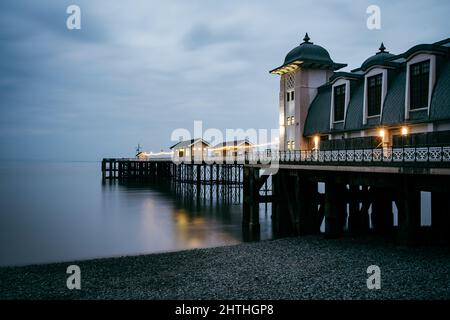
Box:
[0,162,272,267]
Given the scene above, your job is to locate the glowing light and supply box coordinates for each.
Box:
[401,126,408,136]
[141,139,279,159]
[210,141,277,152]
[379,129,385,138]
[143,151,174,157]
[313,135,320,149]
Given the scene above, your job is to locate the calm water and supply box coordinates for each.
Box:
[0,162,272,267]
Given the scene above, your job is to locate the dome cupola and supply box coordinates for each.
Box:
[360,42,395,71]
[270,33,346,75]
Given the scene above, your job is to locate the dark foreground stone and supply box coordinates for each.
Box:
[1,236,449,299]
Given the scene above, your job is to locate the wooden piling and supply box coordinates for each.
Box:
[371,187,394,235]
[431,191,450,245]
[324,181,345,238]
[397,179,421,245]
[242,166,260,232]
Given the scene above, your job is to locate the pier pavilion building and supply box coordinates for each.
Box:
[271,34,450,152]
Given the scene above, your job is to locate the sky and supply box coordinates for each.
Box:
[0,0,449,161]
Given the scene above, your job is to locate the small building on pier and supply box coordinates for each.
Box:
[135,151,148,160]
[271,34,450,151]
[170,138,210,162]
[211,139,254,158]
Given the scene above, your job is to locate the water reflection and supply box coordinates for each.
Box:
[111,179,272,251]
[0,162,271,267]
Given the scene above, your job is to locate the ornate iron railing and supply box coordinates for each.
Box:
[109,146,450,167]
[245,146,450,166]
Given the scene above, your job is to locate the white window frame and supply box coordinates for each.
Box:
[363,67,388,125]
[330,79,350,129]
[404,53,436,119]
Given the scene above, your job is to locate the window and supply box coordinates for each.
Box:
[286,116,295,125]
[367,74,382,116]
[286,91,294,102]
[410,60,430,110]
[333,84,346,122]
[287,141,295,150]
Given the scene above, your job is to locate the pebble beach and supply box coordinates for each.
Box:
[1,236,449,300]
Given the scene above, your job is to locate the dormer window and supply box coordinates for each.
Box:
[330,79,350,128]
[410,60,430,110]
[405,54,436,119]
[333,84,346,122]
[367,74,382,116]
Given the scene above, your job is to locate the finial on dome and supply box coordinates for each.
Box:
[379,42,386,53]
[303,32,311,44]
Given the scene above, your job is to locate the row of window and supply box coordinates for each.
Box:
[286,91,295,102]
[287,140,295,150]
[286,116,295,125]
[332,60,430,123]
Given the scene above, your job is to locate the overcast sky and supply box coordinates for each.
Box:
[0,0,449,161]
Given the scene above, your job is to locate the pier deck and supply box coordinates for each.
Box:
[102,145,450,245]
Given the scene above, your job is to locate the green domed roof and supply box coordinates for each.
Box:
[361,43,395,71]
[283,33,334,65]
[270,33,346,75]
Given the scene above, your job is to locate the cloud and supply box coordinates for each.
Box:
[0,0,449,160]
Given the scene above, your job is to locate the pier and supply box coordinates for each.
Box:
[102,158,246,204]
[245,146,450,245]
[102,145,450,245]
[101,36,450,246]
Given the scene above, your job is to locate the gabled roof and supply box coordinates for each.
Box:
[169,138,210,150]
[211,139,253,149]
[329,72,363,84]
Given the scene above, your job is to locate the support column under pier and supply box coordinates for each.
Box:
[324,181,346,239]
[242,167,260,232]
[396,180,421,245]
[371,187,394,235]
[347,185,361,235]
[272,170,295,236]
[431,192,450,245]
[296,174,319,235]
